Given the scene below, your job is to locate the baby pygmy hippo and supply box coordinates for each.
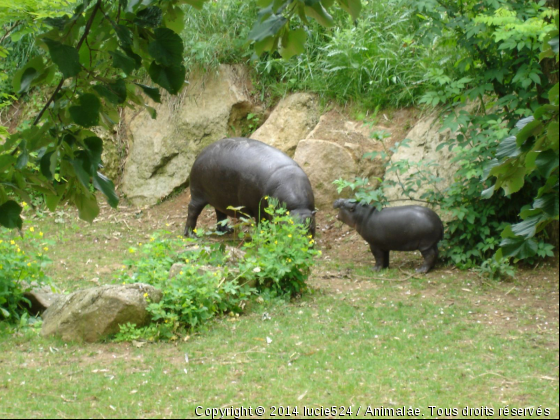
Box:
[333,199,444,273]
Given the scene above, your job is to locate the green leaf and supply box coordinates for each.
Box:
[254,36,275,56]
[45,193,62,212]
[533,194,559,218]
[495,135,520,159]
[515,118,543,147]
[134,6,163,28]
[336,0,362,20]
[481,185,495,199]
[85,136,103,167]
[511,214,543,238]
[12,56,45,94]
[148,62,185,95]
[164,6,185,33]
[135,84,162,103]
[93,79,127,104]
[111,49,141,75]
[71,154,93,187]
[93,172,119,208]
[69,93,101,127]
[74,191,100,223]
[148,28,184,67]
[115,24,133,47]
[500,236,538,259]
[249,14,287,42]
[0,155,15,172]
[547,122,559,151]
[42,38,81,78]
[304,2,335,27]
[40,151,57,180]
[280,28,307,59]
[0,200,23,230]
[534,150,559,178]
[183,0,206,9]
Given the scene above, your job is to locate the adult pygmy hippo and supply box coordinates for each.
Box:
[185,137,316,237]
[333,199,444,273]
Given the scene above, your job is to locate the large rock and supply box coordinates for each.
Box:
[41,283,162,342]
[121,65,261,206]
[292,110,391,209]
[383,113,460,207]
[294,140,358,209]
[24,285,60,315]
[252,93,320,156]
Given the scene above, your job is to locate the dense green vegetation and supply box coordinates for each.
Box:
[0,1,558,316]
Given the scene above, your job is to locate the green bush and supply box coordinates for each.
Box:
[114,199,320,341]
[115,233,250,341]
[0,223,52,320]
[238,198,321,297]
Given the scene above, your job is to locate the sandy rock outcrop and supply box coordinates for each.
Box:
[121,65,261,206]
[252,93,320,156]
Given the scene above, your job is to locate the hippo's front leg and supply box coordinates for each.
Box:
[369,245,389,271]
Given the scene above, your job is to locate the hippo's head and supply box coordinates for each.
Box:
[289,208,317,238]
[333,199,359,229]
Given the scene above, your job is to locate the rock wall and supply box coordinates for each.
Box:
[383,113,460,208]
[121,65,262,206]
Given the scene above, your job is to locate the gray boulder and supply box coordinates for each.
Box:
[41,283,162,342]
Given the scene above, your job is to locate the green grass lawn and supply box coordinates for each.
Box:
[0,200,558,418]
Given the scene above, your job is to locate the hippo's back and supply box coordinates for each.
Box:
[190,138,314,217]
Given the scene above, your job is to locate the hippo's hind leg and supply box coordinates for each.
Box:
[370,245,390,271]
[215,209,233,234]
[418,245,438,273]
[184,197,207,237]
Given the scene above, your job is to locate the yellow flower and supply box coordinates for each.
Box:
[150,237,155,242]
[22,201,28,207]
[0,264,3,269]
[43,247,49,252]
[143,293,148,298]
[10,240,15,245]
[39,232,43,237]
[180,271,184,275]
[29,227,35,232]
[0,240,3,244]
[27,263,31,267]
[286,258,292,263]
[286,211,290,215]
[185,259,190,263]
[129,248,135,253]
[288,234,292,238]
[138,243,143,247]
[274,240,278,245]
[264,196,269,200]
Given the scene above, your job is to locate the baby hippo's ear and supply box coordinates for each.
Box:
[347,200,358,212]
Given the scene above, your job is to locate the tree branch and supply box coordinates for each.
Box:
[33,0,103,126]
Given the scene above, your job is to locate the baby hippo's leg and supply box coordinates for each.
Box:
[370,245,390,271]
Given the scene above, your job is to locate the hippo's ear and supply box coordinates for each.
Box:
[347,200,357,212]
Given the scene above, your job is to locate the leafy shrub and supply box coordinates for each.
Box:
[114,200,321,341]
[254,0,434,107]
[0,224,52,320]
[238,198,321,297]
[115,233,250,341]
